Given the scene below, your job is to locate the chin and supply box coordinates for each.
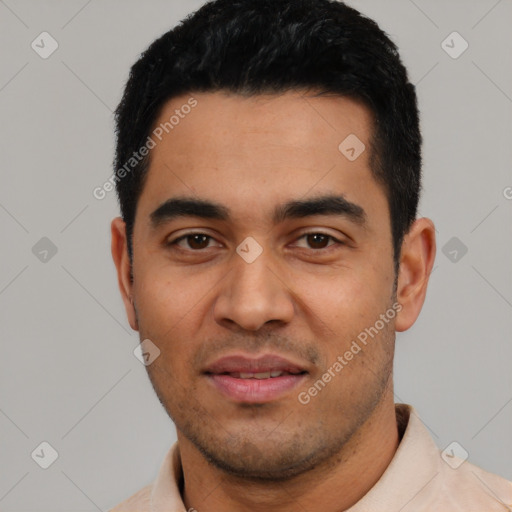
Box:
[189,430,341,482]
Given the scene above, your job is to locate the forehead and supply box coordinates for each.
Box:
[136,90,386,226]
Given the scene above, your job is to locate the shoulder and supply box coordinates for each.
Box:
[109,483,153,512]
[391,405,512,511]
[433,457,512,511]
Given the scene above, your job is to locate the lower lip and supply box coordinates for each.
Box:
[206,374,306,403]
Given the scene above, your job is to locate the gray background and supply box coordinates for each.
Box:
[1,0,511,510]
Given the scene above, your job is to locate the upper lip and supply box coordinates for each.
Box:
[204,353,308,374]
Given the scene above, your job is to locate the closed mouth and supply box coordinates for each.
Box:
[210,370,307,379]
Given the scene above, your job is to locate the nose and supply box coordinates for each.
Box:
[213,248,295,332]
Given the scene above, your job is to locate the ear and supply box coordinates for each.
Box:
[111,217,139,331]
[395,217,436,332]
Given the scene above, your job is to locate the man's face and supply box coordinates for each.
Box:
[127,91,398,479]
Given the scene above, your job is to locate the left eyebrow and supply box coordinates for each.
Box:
[272,194,366,226]
[149,194,367,229]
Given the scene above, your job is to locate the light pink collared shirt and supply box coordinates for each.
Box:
[110,404,512,511]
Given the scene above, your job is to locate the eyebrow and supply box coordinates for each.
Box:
[149,194,366,228]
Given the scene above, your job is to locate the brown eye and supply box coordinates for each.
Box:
[294,232,341,250]
[170,233,214,250]
[186,234,211,249]
[305,233,331,249]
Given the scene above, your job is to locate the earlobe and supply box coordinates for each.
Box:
[111,217,139,331]
[394,218,436,332]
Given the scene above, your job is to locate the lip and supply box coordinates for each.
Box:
[204,353,309,403]
[204,354,307,374]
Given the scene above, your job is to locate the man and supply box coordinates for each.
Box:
[109,0,512,510]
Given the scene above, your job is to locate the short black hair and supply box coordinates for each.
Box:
[113,0,421,273]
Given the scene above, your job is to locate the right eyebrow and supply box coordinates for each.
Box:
[150,197,230,229]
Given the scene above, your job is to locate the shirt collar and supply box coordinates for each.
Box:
[346,403,441,511]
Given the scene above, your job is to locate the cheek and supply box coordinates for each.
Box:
[133,266,194,349]
[135,279,197,387]
[135,255,203,314]
[133,262,221,365]
[137,278,175,320]
[292,265,389,329]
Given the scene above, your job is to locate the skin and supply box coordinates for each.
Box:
[111,90,436,511]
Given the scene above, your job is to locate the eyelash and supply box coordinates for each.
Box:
[167,231,345,252]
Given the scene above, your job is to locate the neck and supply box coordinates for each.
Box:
[179,393,400,512]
